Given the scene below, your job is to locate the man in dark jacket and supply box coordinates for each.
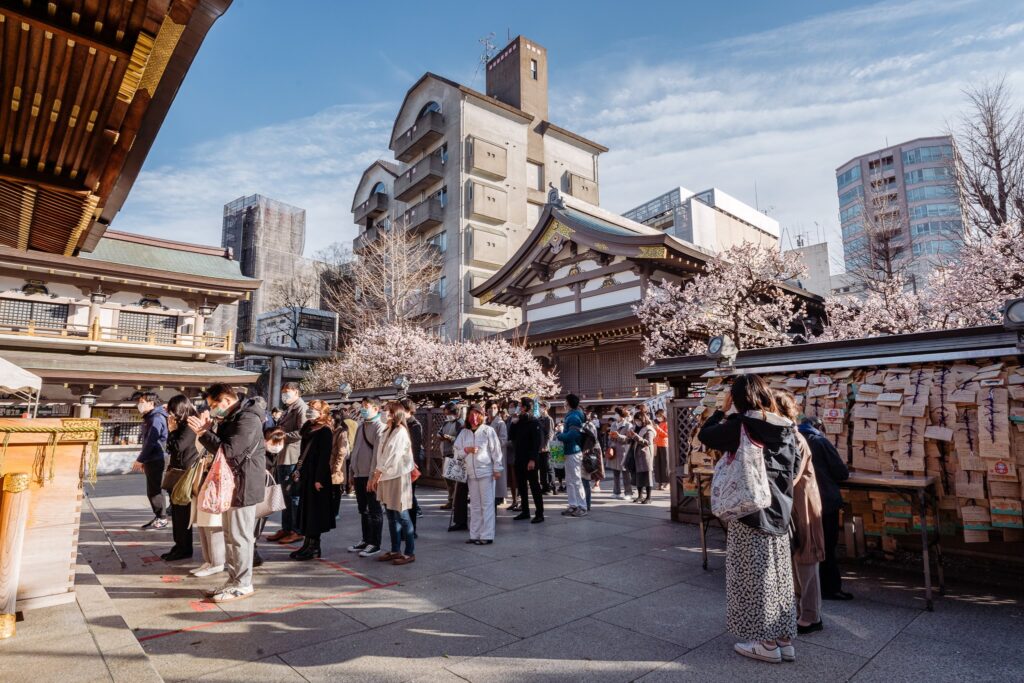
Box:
[188,384,267,603]
[401,398,424,533]
[800,418,853,601]
[512,397,545,523]
[131,391,169,530]
[268,382,308,544]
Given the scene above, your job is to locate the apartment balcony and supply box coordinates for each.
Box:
[353,226,378,254]
[393,110,445,163]
[0,317,233,359]
[394,154,445,202]
[404,197,444,235]
[422,293,443,317]
[353,192,388,224]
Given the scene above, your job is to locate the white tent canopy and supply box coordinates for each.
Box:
[0,355,42,417]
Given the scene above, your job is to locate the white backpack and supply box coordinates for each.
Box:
[710,424,771,523]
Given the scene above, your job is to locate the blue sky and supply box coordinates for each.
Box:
[117,0,1024,272]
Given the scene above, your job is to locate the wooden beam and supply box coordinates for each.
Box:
[0,165,91,195]
[0,4,133,59]
[17,186,35,250]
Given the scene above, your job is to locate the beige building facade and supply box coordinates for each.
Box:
[350,36,606,340]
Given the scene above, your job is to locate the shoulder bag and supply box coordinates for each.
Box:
[710,424,772,523]
[255,470,286,518]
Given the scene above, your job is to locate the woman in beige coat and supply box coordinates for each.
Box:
[369,402,416,565]
[775,391,825,634]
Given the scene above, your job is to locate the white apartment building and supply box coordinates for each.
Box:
[350,36,607,340]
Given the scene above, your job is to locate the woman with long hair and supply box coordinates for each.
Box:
[774,390,826,635]
[627,410,657,504]
[455,403,504,544]
[698,374,799,664]
[162,395,200,562]
[290,400,336,560]
[369,402,416,565]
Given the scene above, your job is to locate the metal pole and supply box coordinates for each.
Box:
[270,354,283,409]
[84,486,127,570]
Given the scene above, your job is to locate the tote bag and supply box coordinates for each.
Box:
[171,459,202,506]
[198,448,236,514]
[255,471,286,518]
[442,455,468,483]
[710,425,771,523]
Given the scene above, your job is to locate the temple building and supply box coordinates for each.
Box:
[470,188,823,407]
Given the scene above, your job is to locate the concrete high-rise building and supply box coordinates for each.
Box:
[622,186,779,253]
[221,194,309,343]
[350,36,607,340]
[835,135,963,285]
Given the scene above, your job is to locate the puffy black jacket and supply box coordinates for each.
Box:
[166,425,200,472]
[199,398,267,508]
[698,409,799,536]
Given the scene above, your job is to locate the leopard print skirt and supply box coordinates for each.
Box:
[725,520,797,641]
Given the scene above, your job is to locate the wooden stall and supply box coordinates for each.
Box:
[0,418,99,616]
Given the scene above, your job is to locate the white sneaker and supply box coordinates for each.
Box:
[614,493,626,500]
[780,644,795,662]
[194,564,224,578]
[210,585,254,603]
[204,583,231,598]
[734,641,782,663]
[189,562,211,576]
[358,545,381,558]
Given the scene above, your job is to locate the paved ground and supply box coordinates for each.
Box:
[4,474,1023,682]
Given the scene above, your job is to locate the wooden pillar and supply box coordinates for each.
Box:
[0,473,31,639]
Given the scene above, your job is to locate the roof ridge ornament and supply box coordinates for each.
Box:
[547,183,565,209]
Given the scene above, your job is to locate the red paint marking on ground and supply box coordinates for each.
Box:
[160,575,183,583]
[189,599,218,613]
[279,544,387,588]
[137,582,399,642]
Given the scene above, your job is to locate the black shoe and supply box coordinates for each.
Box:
[141,516,159,530]
[447,524,468,532]
[289,538,312,559]
[252,550,264,567]
[162,549,193,562]
[797,621,823,634]
[513,512,531,521]
[823,591,854,601]
[640,497,651,504]
[531,516,544,524]
[465,539,479,544]
[416,510,424,518]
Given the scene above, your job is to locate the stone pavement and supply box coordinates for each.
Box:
[5,474,1023,682]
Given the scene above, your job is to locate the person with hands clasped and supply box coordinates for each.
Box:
[455,403,504,544]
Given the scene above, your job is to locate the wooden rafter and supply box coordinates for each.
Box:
[0,3,133,59]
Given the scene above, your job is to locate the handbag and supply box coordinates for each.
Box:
[255,471,286,519]
[171,459,202,506]
[582,451,599,474]
[198,448,236,514]
[710,424,772,523]
[623,443,636,472]
[442,455,468,483]
[161,467,186,493]
[284,438,316,497]
[411,465,421,483]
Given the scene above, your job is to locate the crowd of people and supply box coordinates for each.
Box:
[130,383,673,603]
[129,373,851,664]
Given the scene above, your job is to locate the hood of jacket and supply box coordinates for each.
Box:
[739,410,794,448]
[228,397,265,424]
[145,405,168,424]
[798,422,823,439]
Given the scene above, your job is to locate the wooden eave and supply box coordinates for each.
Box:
[0,0,232,256]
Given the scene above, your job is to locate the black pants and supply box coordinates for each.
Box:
[452,481,469,527]
[169,502,192,554]
[143,459,166,519]
[411,481,420,532]
[654,446,670,485]
[331,483,343,518]
[539,452,553,492]
[516,464,544,518]
[820,510,843,595]
[354,477,383,548]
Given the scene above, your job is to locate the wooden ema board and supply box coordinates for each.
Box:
[0,418,95,611]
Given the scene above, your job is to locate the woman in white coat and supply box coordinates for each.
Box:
[454,403,504,545]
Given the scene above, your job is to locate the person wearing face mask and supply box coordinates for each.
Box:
[187,384,267,603]
[654,409,670,491]
[347,398,387,557]
[607,407,634,501]
[504,400,520,511]
[437,403,464,511]
[266,383,308,545]
[485,401,509,508]
[290,400,337,560]
[253,427,285,568]
[130,391,170,530]
[454,404,504,544]
[627,412,656,504]
[161,395,200,561]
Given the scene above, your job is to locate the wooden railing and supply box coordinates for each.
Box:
[0,318,233,351]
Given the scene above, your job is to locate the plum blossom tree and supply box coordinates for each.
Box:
[816,275,927,342]
[633,242,808,362]
[303,323,559,399]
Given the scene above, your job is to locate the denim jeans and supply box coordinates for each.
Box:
[276,464,298,533]
[354,477,383,548]
[387,508,415,556]
[582,478,592,510]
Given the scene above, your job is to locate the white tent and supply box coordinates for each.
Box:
[0,355,42,417]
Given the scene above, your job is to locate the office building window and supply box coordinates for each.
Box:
[530,59,538,80]
[912,241,959,256]
[839,203,863,222]
[910,220,962,237]
[427,231,447,253]
[839,186,864,206]
[836,165,861,189]
[841,222,864,240]
[907,185,956,202]
[902,145,953,166]
[527,161,544,191]
[909,203,959,219]
[904,166,953,185]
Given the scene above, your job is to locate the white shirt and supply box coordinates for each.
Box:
[453,424,504,479]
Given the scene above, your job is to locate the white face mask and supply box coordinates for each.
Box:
[282,392,298,405]
[136,403,149,414]
[266,444,284,454]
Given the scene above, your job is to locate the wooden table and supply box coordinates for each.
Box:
[840,472,945,611]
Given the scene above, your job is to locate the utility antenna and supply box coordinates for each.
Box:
[471,32,497,88]
[754,180,759,211]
